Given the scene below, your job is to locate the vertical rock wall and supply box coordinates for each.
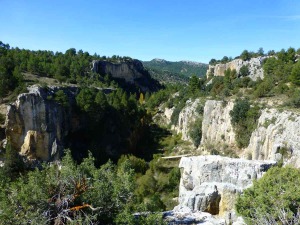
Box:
[206,56,268,81]
[177,155,275,217]
[247,108,300,166]
[5,86,77,161]
[201,100,236,149]
[174,99,202,141]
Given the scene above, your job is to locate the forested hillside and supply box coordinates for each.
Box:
[143,58,208,84]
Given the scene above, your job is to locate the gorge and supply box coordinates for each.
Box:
[0,42,300,224]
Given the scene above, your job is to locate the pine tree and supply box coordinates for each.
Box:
[3,138,25,179]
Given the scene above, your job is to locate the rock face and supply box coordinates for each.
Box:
[206,56,268,81]
[164,207,226,225]
[201,100,236,149]
[5,86,78,161]
[178,155,275,219]
[174,99,202,141]
[91,59,161,92]
[247,108,300,166]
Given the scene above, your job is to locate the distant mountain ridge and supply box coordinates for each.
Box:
[142,58,208,84]
[143,58,208,77]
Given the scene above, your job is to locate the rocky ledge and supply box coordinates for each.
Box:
[206,56,268,81]
[91,59,161,92]
[172,155,276,224]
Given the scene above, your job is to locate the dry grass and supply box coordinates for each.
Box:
[23,73,59,86]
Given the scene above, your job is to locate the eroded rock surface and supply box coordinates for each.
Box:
[165,206,226,225]
[177,155,275,218]
[174,99,202,142]
[91,59,161,92]
[247,108,300,166]
[5,85,78,161]
[207,56,268,81]
[201,100,236,149]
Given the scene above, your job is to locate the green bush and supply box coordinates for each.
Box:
[0,113,5,124]
[230,99,260,148]
[236,166,300,225]
[118,154,148,174]
[168,167,181,188]
[188,118,202,147]
[230,98,250,125]
[54,89,69,108]
[290,60,300,85]
[239,65,249,77]
[0,150,135,224]
[171,101,186,125]
[287,89,300,108]
[253,78,274,98]
[210,76,225,96]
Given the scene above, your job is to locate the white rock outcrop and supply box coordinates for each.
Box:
[247,108,300,166]
[207,56,268,81]
[165,206,226,224]
[5,85,77,161]
[177,155,275,219]
[201,100,236,149]
[174,99,202,141]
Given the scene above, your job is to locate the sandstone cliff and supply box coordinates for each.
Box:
[91,59,161,92]
[247,108,300,166]
[206,56,268,81]
[5,85,78,161]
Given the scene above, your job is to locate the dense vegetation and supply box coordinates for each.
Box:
[236,166,300,225]
[230,99,261,148]
[143,58,208,80]
[146,67,189,84]
[0,150,167,224]
[0,41,147,102]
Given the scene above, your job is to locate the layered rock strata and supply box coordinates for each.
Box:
[174,99,202,141]
[177,155,276,219]
[5,85,78,161]
[206,56,268,81]
[201,100,236,149]
[247,108,300,166]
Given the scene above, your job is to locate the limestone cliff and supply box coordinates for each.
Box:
[201,100,236,150]
[155,99,236,150]
[5,85,78,161]
[174,99,202,141]
[206,56,268,81]
[177,155,275,221]
[158,97,300,165]
[91,59,161,92]
[247,108,300,166]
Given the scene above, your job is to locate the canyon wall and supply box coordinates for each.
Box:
[201,100,236,149]
[247,108,300,166]
[5,85,78,161]
[206,56,268,81]
[91,59,161,92]
[175,155,275,223]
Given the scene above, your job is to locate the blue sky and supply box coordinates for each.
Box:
[1,0,300,63]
